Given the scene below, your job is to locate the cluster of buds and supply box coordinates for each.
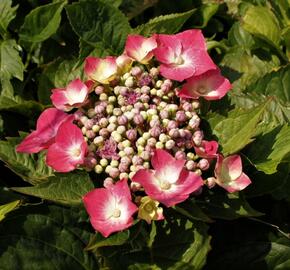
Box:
[17,30,251,238]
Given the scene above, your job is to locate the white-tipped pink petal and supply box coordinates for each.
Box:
[116,54,133,72]
[83,179,138,237]
[16,108,74,153]
[179,69,231,100]
[84,56,118,84]
[125,35,157,64]
[154,30,217,81]
[46,121,87,172]
[51,79,89,111]
[132,149,203,207]
[214,154,251,193]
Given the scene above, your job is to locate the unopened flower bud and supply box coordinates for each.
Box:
[86,130,95,139]
[74,110,83,121]
[132,155,143,165]
[159,110,169,120]
[113,108,122,116]
[198,158,210,170]
[100,158,108,167]
[126,129,137,141]
[109,167,120,178]
[120,172,129,179]
[116,125,126,134]
[186,160,196,170]
[95,86,104,95]
[110,160,119,168]
[131,66,142,76]
[125,77,134,87]
[150,67,159,77]
[150,127,161,138]
[175,151,186,160]
[167,120,178,130]
[169,128,179,138]
[206,177,216,189]
[94,165,103,174]
[133,114,144,125]
[176,111,187,122]
[99,128,110,138]
[156,142,164,149]
[165,140,175,149]
[103,177,114,188]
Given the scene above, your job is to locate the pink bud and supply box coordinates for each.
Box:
[198,159,210,170]
[176,111,187,122]
[133,114,144,125]
[182,102,193,111]
[121,156,131,165]
[134,102,144,110]
[119,86,128,96]
[99,128,110,138]
[150,127,161,138]
[103,177,114,188]
[85,119,95,129]
[140,151,151,160]
[118,115,128,125]
[126,129,137,141]
[131,66,142,76]
[175,151,186,160]
[95,86,104,95]
[118,163,128,173]
[84,157,97,168]
[167,120,178,130]
[193,130,204,146]
[186,160,196,170]
[132,155,143,165]
[149,67,159,77]
[206,177,216,189]
[95,105,105,114]
[140,94,150,103]
[109,167,120,178]
[169,129,179,138]
[150,119,160,128]
[159,110,169,120]
[140,85,150,94]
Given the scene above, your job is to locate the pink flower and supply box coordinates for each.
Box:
[194,140,219,159]
[125,35,157,64]
[51,79,90,111]
[84,56,118,84]
[132,149,203,207]
[83,179,138,237]
[214,154,252,193]
[116,54,133,72]
[154,30,217,81]
[16,108,74,154]
[178,69,232,100]
[46,122,87,172]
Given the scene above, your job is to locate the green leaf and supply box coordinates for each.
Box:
[221,47,279,92]
[228,22,255,48]
[66,0,131,55]
[0,40,24,81]
[0,0,18,38]
[173,200,213,223]
[120,0,158,19]
[206,237,290,269]
[246,164,290,197]
[78,39,111,64]
[100,217,211,270]
[19,1,67,43]
[0,200,20,222]
[134,9,196,36]
[196,192,263,220]
[12,171,94,205]
[0,204,98,269]
[85,230,130,251]
[246,125,290,174]
[195,3,219,28]
[210,101,269,155]
[242,5,281,47]
[0,135,53,185]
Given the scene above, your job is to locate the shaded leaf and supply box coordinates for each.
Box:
[0,204,98,269]
[13,171,94,205]
[19,1,67,43]
[85,230,130,251]
[196,192,263,220]
[0,135,53,185]
[66,0,131,55]
[246,125,290,174]
[134,9,196,36]
[120,0,158,19]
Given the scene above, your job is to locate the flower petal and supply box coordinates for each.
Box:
[179,69,231,100]
[216,172,252,193]
[125,35,157,64]
[16,108,74,153]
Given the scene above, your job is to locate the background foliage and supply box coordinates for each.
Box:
[0,0,289,269]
